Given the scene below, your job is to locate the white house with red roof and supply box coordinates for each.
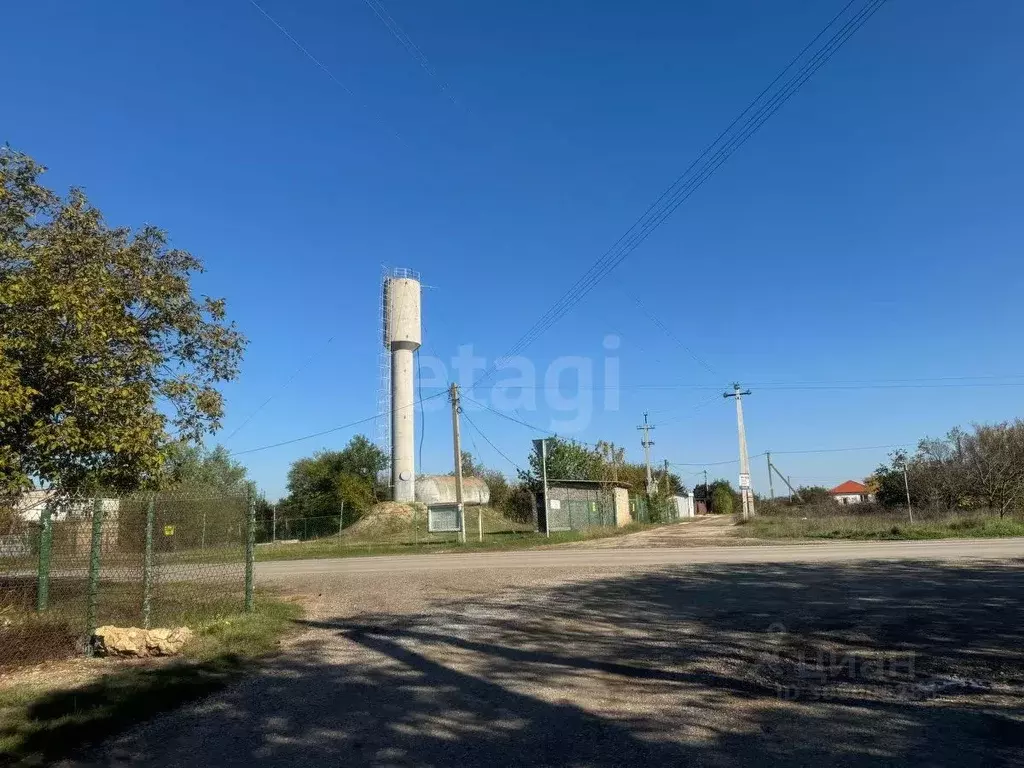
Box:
[829,480,874,505]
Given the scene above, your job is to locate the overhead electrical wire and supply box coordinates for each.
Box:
[362,0,458,105]
[224,336,335,442]
[474,0,888,387]
[229,391,447,456]
[246,0,404,142]
[461,395,556,436]
[670,440,918,467]
[461,410,525,473]
[633,295,718,377]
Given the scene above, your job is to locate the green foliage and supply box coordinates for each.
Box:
[522,437,603,485]
[162,443,252,496]
[711,484,734,515]
[281,435,388,526]
[0,148,245,497]
[793,485,834,505]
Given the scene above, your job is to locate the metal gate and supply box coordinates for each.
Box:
[566,499,614,530]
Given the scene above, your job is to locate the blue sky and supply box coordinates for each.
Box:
[6,0,1024,499]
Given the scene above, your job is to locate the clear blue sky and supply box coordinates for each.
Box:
[6,0,1024,500]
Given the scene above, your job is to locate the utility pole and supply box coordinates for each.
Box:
[449,383,466,543]
[662,459,670,495]
[534,439,550,538]
[766,452,775,500]
[703,468,709,513]
[902,460,913,523]
[724,383,755,520]
[787,476,793,504]
[637,412,655,495]
[271,504,277,543]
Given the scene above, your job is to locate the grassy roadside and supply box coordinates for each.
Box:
[0,596,301,766]
[738,512,1024,541]
[252,522,656,562]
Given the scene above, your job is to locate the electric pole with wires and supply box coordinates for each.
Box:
[449,383,466,543]
[637,412,655,495]
[724,384,755,520]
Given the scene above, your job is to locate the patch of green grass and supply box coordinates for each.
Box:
[0,596,300,765]
[251,522,656,562]
[739,512,1024,541]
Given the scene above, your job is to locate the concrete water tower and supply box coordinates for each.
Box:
[382,270,421,502]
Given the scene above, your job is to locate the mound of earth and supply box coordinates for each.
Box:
[343,501,426,538]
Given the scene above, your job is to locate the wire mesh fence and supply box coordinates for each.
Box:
[0,490,254,671]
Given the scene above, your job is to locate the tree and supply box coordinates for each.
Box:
[793,486,834,505]
[162,443,252,496]
[0,148,245,500]
[282,435,389,527]
[521,437,602,486]
[711,484,735,515]
[959,422,1024,518]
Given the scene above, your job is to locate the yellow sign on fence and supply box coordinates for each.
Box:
[164,525,175,537]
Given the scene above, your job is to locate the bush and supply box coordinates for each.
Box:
[711,486,734,515]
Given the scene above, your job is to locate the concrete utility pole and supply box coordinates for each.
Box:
[902,460,913,523]
[533,439,550,538]
[703,469,709,513]
[449,383,466,543]
[663,459,670,495]
[766,452,775,500]
[724,383,755,520]
[637,412,656,495]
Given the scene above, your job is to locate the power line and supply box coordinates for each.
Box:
[461,395,556,436]
[473,0,887,386]
[362,0,458,106]
[633,295,717,377]
[450,379,1024,392]
[224,336,335,442]
[769,442,915,456]
[461,410,524,473]
[229,391,447,456]
[246,0,404,143]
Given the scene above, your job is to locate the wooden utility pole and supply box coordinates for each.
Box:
[724,384,755,519]
[637,412,656,495]
[449,383,466,543]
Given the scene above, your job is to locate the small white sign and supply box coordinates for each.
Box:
[548,499,561,509]
[739,473,751,489]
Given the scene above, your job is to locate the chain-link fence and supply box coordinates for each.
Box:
[0,490,255,670]
[257,506,538,550]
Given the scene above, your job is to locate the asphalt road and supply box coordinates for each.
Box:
[256,537,1024,579]
[67,537,1024,767]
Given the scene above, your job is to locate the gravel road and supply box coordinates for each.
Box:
[67,539,1024,767]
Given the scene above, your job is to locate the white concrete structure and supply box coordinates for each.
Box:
[673,494,696,519]
[384,274,422,502]
[416,475,490,507]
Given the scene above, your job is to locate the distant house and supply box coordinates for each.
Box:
[829,480,874,505]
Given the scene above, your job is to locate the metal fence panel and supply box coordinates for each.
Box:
[0,491,250,671]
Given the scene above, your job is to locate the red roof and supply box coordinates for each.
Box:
[830,480,869,495]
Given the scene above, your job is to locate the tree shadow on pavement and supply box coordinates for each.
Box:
[61,560,1024,766]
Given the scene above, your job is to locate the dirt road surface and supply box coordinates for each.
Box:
[68,539,1024,767]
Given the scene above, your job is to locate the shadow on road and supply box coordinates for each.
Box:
[33,560,1024,766]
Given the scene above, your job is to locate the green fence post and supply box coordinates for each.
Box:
[244,494,255,612]
[142,495,155,629]
[85,497,105,655]
[36,501,54,612]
